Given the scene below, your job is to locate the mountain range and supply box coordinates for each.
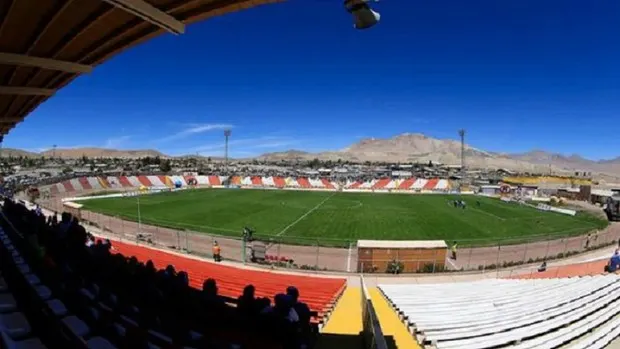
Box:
[3,133,620,177]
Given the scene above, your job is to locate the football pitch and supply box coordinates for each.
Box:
[80,189,608,247]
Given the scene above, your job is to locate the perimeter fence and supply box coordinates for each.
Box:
[38,196,620,275]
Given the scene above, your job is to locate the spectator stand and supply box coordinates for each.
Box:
[1,198,347,349]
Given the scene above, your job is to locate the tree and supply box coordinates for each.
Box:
[160,160,171,172]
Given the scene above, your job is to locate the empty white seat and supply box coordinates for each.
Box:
[62,315,90,338]
[24,274,40,286]
[0,312,32,338]
[46,299,67,317]
[34,285,52,300]
[16,264,30,274]
[0,293,17,313]
[80,288,96,301]
[148,329,172,344]
[379,275,620,349]
[1,331,47,349]
[112,323,126,337]
[86,336,117,349]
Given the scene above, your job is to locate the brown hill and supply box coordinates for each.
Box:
[0,148,41,157]
[257,133,620,176]
[39,148,165,159]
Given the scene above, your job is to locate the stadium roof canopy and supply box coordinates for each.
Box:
[0,0,279,136]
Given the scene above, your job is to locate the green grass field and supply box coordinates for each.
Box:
[80,189,608,247]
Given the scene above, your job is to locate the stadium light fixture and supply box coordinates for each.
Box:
[344,0,381,30]
[0,52,93,74]
[101,0,185,34]
[224,129,232,171]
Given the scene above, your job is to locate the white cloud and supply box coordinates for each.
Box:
[103,135,132,148]
[191,136,301,156]
[159,123,233,143]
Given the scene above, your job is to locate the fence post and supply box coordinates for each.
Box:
[544,238,551,260]
[522,240,529,265]
[315,239,320,272]
[242,235,246,265]
[495,240,501,269]
[467,246,473,271]
[347,241,353,272]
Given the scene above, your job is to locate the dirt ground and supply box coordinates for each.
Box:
[37,191,620,274]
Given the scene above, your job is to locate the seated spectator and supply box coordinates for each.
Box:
[1,198,313,349]
[263,293,299,323]
[237,284,257,316]
[287,286,311,325]
[606,250,620,273]
[177,271,189,287]
[201,278,225,307]
[538,261,547,272]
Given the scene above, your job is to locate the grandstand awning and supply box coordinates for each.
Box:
[0,0,281,136]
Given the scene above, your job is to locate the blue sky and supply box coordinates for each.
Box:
[5,0,620,159]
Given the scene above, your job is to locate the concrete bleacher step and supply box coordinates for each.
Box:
[380,276,620,349]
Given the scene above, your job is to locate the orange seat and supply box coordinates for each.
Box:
[107,240,346,321]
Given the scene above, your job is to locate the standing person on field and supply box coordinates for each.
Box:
[212,241,221,262]
[451,241,458,260]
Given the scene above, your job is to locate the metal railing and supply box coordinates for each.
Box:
[360,276,388,349]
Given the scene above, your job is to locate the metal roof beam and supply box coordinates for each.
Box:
[0,86,55,96]
[0,117,21,123]
[102,0,185,34]
[0,52,93,74]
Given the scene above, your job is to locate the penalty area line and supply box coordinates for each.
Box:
[275,192,337,237]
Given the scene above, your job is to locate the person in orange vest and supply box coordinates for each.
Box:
[212,241,221,262]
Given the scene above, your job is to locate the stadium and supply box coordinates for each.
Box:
[0,1,620,349]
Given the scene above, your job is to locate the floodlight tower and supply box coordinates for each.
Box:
[458,129,466,177]
[224,129,231,171]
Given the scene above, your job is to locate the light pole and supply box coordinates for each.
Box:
[224,129,231,171]
[458,129,466,178]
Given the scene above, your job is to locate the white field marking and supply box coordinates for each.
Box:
[445,256,458,270]
[275,192,337,237]
[280,199,362,210]
[470,206,507,221]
